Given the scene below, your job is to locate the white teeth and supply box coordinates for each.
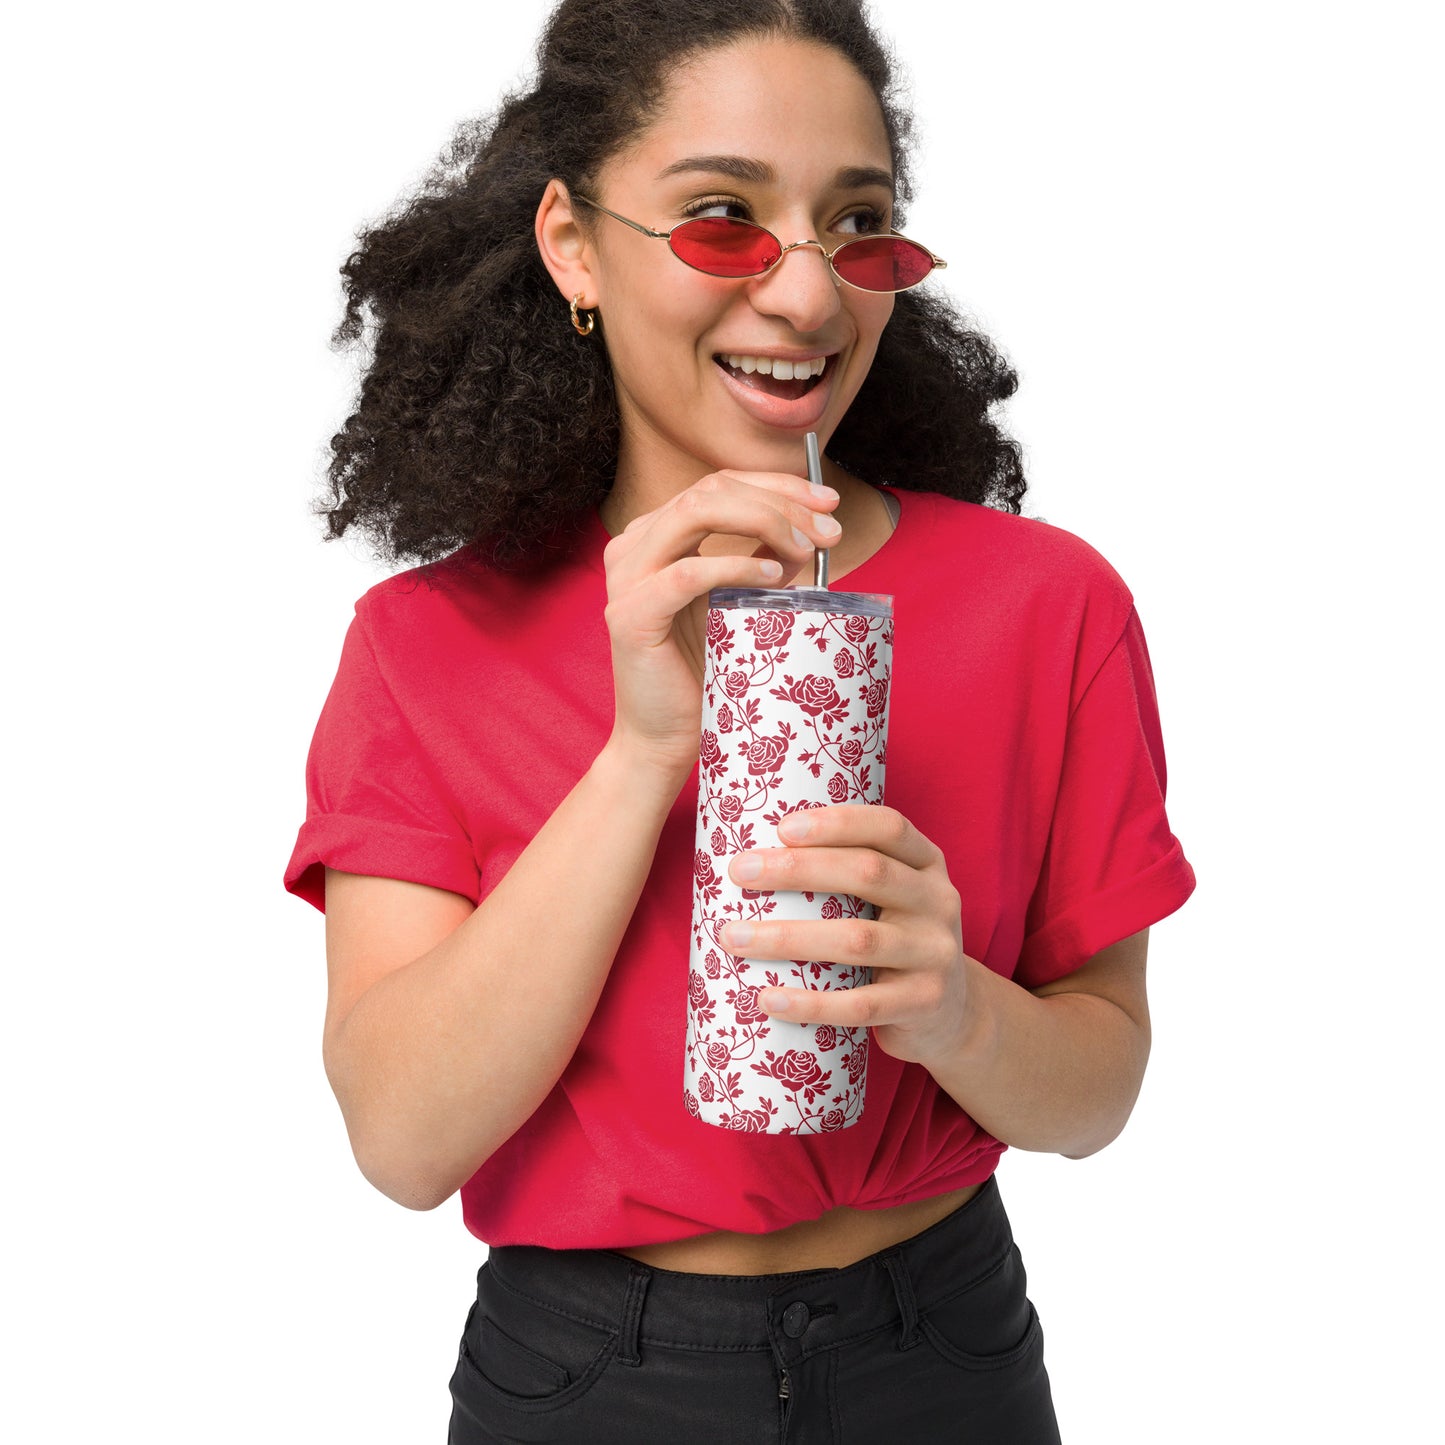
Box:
[719,353,830,377]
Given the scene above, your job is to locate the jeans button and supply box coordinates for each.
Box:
[782,1301,810,1338]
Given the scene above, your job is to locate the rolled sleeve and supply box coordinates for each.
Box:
[283,604,480,914]
[1015,606,1196,988]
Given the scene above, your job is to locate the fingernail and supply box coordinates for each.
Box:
[816,516,842,537]
[809,482,840,500]
[759,559,783,579]
[725,922,754,947]
[732,854,763,881]
[791,525,811,548]
[765,990,790,1015]
[777,813,812,841]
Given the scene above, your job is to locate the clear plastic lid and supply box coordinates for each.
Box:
[708,586,893,619]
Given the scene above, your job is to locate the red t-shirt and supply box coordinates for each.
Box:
[284,487,1196,1248]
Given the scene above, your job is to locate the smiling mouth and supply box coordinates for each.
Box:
[713,353,831,401]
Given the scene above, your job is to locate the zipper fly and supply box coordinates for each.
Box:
[779,1368,791,1399]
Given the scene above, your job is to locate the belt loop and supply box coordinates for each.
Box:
[616,1262,651,1367]
[881,1250,922,1351]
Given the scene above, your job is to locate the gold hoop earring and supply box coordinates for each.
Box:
[570,294,596,336]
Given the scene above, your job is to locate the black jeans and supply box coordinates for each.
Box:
[447,1172,1060,1443]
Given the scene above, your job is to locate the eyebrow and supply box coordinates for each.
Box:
[656,155,894,193]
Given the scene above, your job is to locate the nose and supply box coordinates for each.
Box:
[749,237,842,334]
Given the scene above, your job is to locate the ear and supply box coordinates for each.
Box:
[535,179,599,310]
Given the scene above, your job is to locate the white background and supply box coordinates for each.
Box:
[6,1,1439,1438]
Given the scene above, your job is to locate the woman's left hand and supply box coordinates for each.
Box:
[717,804,974,1070]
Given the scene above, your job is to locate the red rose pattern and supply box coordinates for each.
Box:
[732,984,768,1026]
[699,730,723,770]
[775,674,845,718]
[723,1108,772,1132]
[687,602,892,1134]
[745,734,789,777]
[750,611,795,650]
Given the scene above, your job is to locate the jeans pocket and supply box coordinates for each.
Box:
[450,1264,618,1417]
[917,1243,1043,1370]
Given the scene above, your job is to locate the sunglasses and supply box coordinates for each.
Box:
[572,194,946,294]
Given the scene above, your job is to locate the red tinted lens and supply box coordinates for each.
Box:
[670,217,781,277]
[832,236,936,291]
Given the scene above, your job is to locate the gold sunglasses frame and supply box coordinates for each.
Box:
[571,193,947,294]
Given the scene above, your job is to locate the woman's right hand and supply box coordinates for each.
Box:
[601,468,842,781]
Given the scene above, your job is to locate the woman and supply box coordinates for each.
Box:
[284,1,1197,1439]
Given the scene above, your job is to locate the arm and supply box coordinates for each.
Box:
[922,928,1150,1159]
[323,738,684,1212]
[717,805,1153,1161]
[319,469,843,1212]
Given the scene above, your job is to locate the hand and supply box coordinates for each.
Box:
[601,470,841,777]
[716,804,973,1069]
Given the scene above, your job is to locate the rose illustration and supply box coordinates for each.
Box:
[716,702,733,733]
[838,739,863,767]
[827,771,849,803]
[707,610,728,647]
[745,734,788,776]
[814,1024,838,1052]
[821,895,843,920]
[718,794,743,822]
[694,850,718,887]
[699,730,723,769]
[833,649,856,678]
[724,670,750,699]
[844,615,869,643]
[706,1041,732,1071]
[733,985,768,1025]
[698,1074,715,1102]
[771,1049,828,1093]
[863,679,888,718]
[846,1041,869,1084]
[724,1109,770,1132]
[710,826,728,855]
[820,1108,847,1132]
[777,674,844,718]
[752,611,795,650]
[704,949,722,980]
[685,1090,700,1118]
[688,970,709,1010]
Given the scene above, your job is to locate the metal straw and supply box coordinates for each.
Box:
[805,431,828,589]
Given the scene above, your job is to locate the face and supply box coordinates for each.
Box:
[571,37,898,486]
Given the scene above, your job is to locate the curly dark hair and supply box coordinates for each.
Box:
[317,0,1026,573]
